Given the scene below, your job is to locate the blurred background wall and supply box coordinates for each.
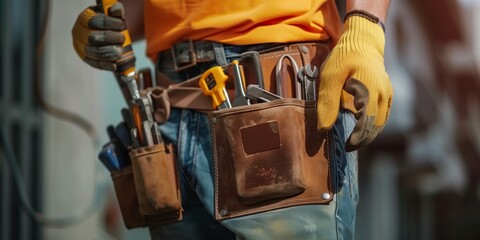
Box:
[0,0,479,239]
[1,0,151,239]
[355,0,480,239]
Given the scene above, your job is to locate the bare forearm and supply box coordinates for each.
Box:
[346,0,390,23]
[120,0,145,41]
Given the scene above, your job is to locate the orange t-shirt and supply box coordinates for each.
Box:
[144,0,341,61]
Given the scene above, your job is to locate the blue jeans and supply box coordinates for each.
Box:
[149,43,359,240]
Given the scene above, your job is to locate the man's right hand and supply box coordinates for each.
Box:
[71,2,126,71]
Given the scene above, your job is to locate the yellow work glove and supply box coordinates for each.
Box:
[317,14,393,152]
[71,3,126,71]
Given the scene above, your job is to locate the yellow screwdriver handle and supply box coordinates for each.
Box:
[96,0,136,76]
[199,66,230,109]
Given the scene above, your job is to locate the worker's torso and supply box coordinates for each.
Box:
[144,0,341,60]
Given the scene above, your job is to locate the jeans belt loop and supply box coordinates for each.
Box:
[212,42,227,66]
[171,39,197,71]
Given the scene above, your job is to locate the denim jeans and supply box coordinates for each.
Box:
[149,43,359,240]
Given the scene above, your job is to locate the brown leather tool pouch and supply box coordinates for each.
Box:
[114,143,183,227]
[111,166,147,229]
[129,143,182,216]
[210,98,333,220]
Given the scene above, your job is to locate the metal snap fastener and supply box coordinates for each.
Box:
[220,209,227,216]
[300,46,309,54]
[321,192,331,200]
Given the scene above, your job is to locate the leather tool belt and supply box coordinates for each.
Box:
[107,41,346,228]
[143,40,350,220]
[152,40,356,117]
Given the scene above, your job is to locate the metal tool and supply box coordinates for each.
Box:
[240,51,265,89]
[297,64,319,101]
[121,73,141,101]
[246,84,283,102]
[152,122,164,145]
[97,0,160,150]
[199,66,232,109]
[275,54,300,98]
[132,96,155,147]
[141,94,154,127]
[142,120,154,146]
[231,60,250,107]
[130,103,144,145]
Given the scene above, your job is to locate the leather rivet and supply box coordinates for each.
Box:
[300,46,308,54]
[220,210,227,216]
[321,193,331,200]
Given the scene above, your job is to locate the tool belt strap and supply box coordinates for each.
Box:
[148,41,356,123]
[142,71,211,123]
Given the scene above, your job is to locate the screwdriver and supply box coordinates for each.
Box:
[231,60,250,107]
[96,0,140,101]
[246,84,283,102]
[199,66,232,109]
[97,0,145,145]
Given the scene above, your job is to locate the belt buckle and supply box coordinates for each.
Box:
[171,39,197,71]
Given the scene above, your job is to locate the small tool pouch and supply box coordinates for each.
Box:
[210,98,333,220]
[128,143,183,218]
[111,166,147,229]
[110,143,182,229]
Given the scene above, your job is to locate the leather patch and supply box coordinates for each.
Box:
[240,121,281,155]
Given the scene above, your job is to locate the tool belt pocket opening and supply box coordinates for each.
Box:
[210,98,333,220]
[111,143,183,229]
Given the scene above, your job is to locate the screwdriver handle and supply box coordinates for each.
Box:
[96,0,136,76]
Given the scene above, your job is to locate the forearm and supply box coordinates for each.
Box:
[120,0,145,41]
[346,0,390,23]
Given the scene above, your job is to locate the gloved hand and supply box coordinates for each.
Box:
[71,3,126,71]
[317,15,393,152]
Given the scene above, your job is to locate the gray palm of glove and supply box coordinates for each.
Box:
[72,3,126,71]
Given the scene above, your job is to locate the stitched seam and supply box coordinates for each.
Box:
[210,114,220,218]
[331,119,342,240]
[343,112,355,201]
[222,195,331,217]
[177,110,195,188]
[327,130,332,196]
[191,112,199,187]
[259,52,301,61]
